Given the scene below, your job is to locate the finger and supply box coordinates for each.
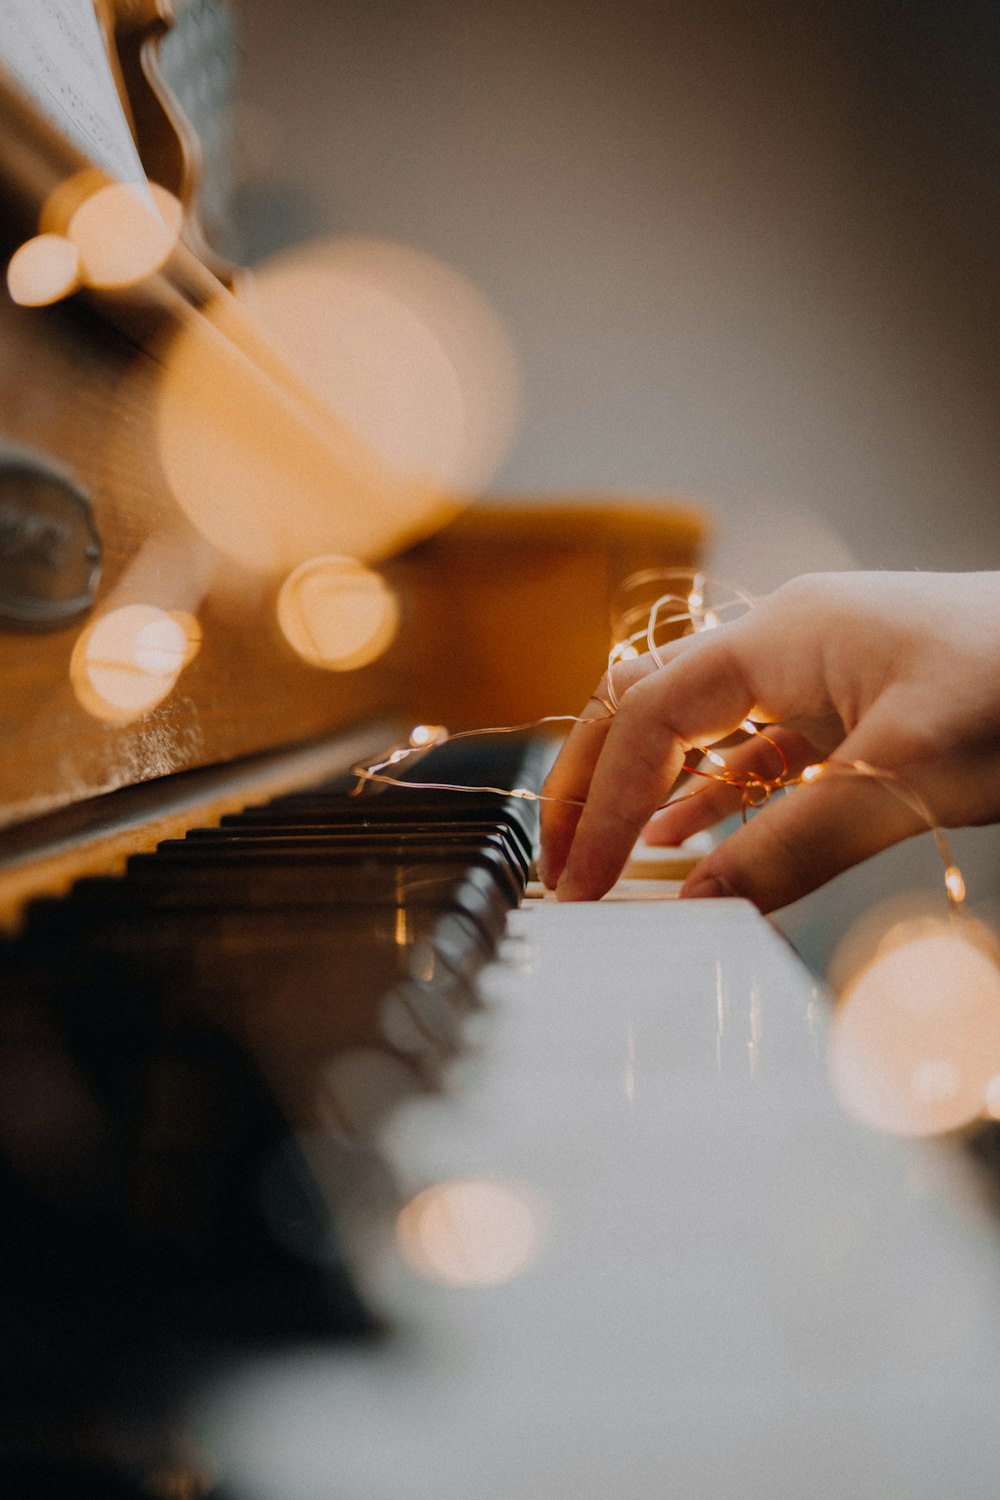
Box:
[538,653,665,887]
[644,781,743,847]
[536,702,613,887]
[555,629,756,900]
[678,761,926,912]
[644,727,820,846]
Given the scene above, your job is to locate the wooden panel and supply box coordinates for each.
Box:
[0,286,396,829]
[0,34,708,835]
[386,499,707,729]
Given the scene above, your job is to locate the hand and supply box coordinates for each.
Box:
[538,571,1000,911]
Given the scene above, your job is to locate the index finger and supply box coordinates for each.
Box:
[537,654,661,888]
[547,627,757,900]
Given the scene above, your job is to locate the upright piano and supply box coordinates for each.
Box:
[4,6,1000,1498]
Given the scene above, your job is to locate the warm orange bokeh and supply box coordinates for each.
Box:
[6,233,80,306]
[242,236,519,494]
[66,181,179,290]
[276,555,400,670]
[153,283,462,574]
[829,908,1000,1137]
[396,1177,545,1287]
[70,604,201,724]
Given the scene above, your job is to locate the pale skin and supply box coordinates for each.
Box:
[538,572,1000,912]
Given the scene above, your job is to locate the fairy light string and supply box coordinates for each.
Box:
[351,568,968,913]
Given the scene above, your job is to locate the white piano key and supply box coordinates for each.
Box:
[201,896,1000,1500]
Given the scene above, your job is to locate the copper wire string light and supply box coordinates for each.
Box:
[351,569,968,913]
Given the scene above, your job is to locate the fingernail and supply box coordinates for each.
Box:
[680,873,733,900]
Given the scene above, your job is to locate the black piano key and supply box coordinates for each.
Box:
[178,820,527,863]
[391,731,548,787]
[72,861,513,939]
[281,729,545,795]
[154,830,527,902]
[25,897,489,970]
[256,791,538,864]
[0,733,553,1446]
[269,732,549,850]
[195,819,531,878]
[20,906,482,1075]
[0,953,381,1428]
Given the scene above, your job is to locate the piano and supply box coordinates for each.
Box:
[4,6,1000,1498]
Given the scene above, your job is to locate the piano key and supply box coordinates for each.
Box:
[177,822,529,875]
[194,898,1000,1500]
[54,865,511,952]
[19,907,481,1076]
[255,789,539,863]
[0,734,555,1442]
[199,819,532,878]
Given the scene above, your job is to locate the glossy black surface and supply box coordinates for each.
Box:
[0,736,547,1495]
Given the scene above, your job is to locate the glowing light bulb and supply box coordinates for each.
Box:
[944,865,967,905]
[801,763,826,783]
[705,749,727,769]
[6,233,80,306]
[409,723,448,748]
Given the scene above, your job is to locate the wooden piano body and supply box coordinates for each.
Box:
[3,7,1000,1498]
[0,0,703,913]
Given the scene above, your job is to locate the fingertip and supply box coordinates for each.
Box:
[554,857,610,903]
[553,864,585,902]
[536,817,575,892]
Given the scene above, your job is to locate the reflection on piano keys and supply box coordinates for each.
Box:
[0,735,548,1481]
[201,892,1000,1500]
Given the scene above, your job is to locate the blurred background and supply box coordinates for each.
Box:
[224,0,1000,969]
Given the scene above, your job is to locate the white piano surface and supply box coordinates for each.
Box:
[200,888,1000,1499]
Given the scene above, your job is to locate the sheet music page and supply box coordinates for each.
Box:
[0,0,151,194]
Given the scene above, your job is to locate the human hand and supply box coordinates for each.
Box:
[538,571,1000,911]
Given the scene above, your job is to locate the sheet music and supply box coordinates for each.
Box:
[0,0,151,194]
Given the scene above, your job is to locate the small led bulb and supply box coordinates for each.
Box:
[409,724,448,748]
